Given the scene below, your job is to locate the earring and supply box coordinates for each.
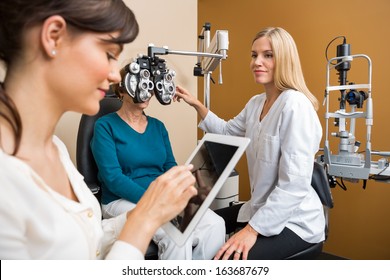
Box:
[51,49,57,56]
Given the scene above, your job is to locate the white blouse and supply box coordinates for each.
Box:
[0,136,143,259]
[199,90,326,243]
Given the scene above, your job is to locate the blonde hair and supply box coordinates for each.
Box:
[253,27,319,110]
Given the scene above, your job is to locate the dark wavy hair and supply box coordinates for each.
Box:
[0,0,139,154]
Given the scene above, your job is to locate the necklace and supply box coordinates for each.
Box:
[120,110,147,133]
[260,99,272,121]
[260,91,281,121]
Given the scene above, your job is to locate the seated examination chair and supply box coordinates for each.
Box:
[285,161,334,259]
[76,93,159,260]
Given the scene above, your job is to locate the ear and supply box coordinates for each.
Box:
[40,15,67,58]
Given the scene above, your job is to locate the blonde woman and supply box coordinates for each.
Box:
[175,27,325,260]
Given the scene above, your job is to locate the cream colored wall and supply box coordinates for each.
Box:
[55,0,198,166]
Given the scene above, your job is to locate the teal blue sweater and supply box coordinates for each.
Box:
[90,113,177,205]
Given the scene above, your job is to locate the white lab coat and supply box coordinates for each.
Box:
[0,136,143,259]
[199,90,325,243]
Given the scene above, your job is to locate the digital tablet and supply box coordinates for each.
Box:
[161,133,250,246]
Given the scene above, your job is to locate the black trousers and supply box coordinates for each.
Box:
[214,204,315,260]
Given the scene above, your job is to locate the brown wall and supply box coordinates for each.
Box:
[198,0,390,259]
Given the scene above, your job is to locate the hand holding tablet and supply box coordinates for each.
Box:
[162,133,250,246]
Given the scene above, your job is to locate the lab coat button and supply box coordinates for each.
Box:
[87,211,93,218]
[96,250,100,257]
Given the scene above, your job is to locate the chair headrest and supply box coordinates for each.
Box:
[76,97,122,192]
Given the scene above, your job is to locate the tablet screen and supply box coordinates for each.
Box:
[162,133,250,246]
[172,140,239,232]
